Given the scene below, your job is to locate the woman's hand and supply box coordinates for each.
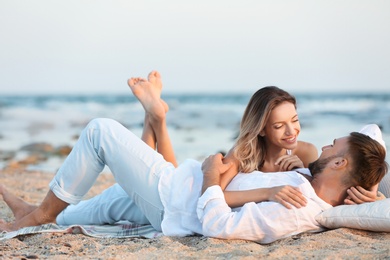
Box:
[344,185,382,205]
[268,185,307,209]
[275,155,304,171]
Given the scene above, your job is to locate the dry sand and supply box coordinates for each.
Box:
[1,168,390,259]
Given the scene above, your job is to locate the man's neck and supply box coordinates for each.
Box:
[294,168,348,206]
[309,172,348,206]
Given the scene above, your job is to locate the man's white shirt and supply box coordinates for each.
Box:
[159,159,332,244]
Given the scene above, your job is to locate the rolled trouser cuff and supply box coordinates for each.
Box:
[49,178,84,205]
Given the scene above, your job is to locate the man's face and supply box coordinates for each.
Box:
[309,136,349,175]
[319,136,349,159]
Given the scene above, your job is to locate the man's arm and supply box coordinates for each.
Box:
[219,150,239,190]
[201,153,231,194]
[198,154,323,243]
[197,186,324,244]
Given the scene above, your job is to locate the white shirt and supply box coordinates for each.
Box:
[158,159,332,244]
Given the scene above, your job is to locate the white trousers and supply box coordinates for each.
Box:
[51,118,175,231]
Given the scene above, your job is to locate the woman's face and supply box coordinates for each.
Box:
[262,101,301,150]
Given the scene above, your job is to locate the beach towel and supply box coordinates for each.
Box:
[0,222,163,240]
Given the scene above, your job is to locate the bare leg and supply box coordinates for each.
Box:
[128,71,177,167]
[127,71,166,123]
[0,188,68,231]
[141,113,157,150]
[0,184,37,221]
[142,99,169,150]
[128,73,166,150]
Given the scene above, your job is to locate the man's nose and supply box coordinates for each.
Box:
[322,145,332,151]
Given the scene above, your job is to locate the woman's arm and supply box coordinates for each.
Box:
[344,183,385,205]
[220,149,307,209]
[224,186,307,209]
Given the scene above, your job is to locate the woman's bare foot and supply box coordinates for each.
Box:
[0,184,37,222]
[127,70,168,123]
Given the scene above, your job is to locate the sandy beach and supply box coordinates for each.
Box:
[1,166,390,259]
[1,93,390,259]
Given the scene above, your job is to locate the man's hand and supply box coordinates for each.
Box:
[344,184,380,205]
[201,153,233,194]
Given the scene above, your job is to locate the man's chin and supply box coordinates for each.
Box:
[308,155,337,176]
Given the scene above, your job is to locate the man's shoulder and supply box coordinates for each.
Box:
[294,168,312,176]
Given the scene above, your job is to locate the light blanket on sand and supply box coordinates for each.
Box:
[0,222,163,240]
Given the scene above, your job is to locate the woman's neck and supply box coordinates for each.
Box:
[267,145,288,161]
[260,146,288,172]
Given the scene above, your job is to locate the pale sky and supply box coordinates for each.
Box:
[0,0,389,94]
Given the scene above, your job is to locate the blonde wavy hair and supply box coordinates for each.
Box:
[233,86,297,172]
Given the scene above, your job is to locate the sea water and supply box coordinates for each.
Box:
[0,92,389,172]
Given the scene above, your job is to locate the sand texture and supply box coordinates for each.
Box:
[1,168,390,259]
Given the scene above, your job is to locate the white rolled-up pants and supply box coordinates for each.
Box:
[50,118,175,231]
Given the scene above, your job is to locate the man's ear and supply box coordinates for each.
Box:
[332,157,348,169]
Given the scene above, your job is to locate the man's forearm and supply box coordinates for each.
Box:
[202,173,220,194]
[201,153,231,194]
